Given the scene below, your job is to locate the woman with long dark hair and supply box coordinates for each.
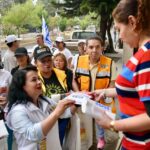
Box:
[6,65,75,150]
[11,47,31,75]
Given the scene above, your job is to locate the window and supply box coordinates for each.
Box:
[72,31,96,39]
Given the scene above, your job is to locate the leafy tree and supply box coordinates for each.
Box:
[79,13,98,30]
[48,16,60,30]
[0,0,14,14]
[39,0,58,16]
[79,15,90,30]
[58,17,67,32]
[2,0,44,36]
[14,0,26,3]
[67,17,80,29]
[53,0,120,53]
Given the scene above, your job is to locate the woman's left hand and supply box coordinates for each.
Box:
[95,111,113,129]
[54,99,75,117]
[70,105,77,114]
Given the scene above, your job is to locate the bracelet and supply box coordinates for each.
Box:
[110,121,118,132]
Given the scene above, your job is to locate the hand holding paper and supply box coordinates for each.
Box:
[64,92,115,120]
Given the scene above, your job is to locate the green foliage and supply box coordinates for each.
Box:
[53,0,91,18]
[14,0,27,3]
[0,0,13,14]
[48,16,80,31]
[67,17,80,28]
[2,0,44,36]
[39,0,58,16]
[53,0,119,31]
[2,24,16,35]
[48,13,97,31]
[53,0,120,53]
[82,12,98,30]
[58,17,67,32]
[48,16,60,30]
[79,15,90,30]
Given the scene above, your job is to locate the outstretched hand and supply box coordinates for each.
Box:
[88,89,105,101]
[95,111,112,129]
[54,99,75,117]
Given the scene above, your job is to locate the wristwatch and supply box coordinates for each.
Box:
[110,121,118,132]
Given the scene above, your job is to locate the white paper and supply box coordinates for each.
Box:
[51,94,61,103]
[65,93,116,120]
[65,93,90,105]
[81,99,116,120]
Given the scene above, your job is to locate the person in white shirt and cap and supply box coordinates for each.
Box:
[0,50,12,150]
[3,35,21,72]
[71,40,86,70]
[54,36,73,68]
[0,50,12,114]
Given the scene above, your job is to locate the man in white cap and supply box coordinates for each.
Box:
[54,36,73,68]
[3,35,21,72]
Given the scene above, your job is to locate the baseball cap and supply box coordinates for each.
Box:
[34,46,52,60]
[55,36,64,42]
[78,40,86,45]
[5,35,21,44]
[15,47,28,57]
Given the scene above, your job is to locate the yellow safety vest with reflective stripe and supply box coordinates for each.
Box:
[38,68,68,94]
[75,55,112,91]
[76,55,116,113]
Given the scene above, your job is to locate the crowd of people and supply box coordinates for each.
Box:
[0,0,150,150]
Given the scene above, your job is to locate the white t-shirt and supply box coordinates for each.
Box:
[31,45,39,66]
[71,54,79,70]
[53,48,73,61]
[0,69,12,87]
[2,50,17,72]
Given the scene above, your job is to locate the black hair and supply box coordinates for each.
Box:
[16,55,31,65]
[36,34,44,40]
[6,41,16,48]
[7,65,38,111]
[86,36,104,47]
[27,55,31,64]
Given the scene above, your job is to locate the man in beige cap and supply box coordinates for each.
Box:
[3,35,21,72]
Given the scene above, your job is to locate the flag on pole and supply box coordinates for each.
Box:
[42,16,52,48]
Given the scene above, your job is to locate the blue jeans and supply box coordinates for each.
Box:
[96,123,104,139]
[58,118,70,145]
[121,146,127,150]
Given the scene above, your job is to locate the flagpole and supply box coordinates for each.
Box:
[42,16,52,49]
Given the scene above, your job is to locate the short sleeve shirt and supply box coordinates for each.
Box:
[115,41,150,117]
[43,71,66,97]
[2,50,17,72]
[53,48,73,61]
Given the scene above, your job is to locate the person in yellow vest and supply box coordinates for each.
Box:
[34,46,77,148]
[75,36,118,150]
